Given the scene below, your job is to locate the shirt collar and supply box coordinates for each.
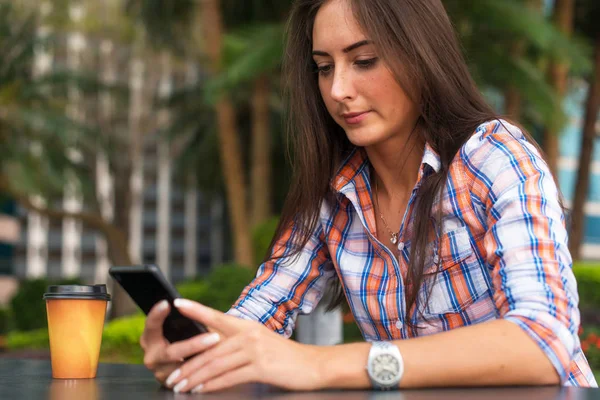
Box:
[331,143,441,194]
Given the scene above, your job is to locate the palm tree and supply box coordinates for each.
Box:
[444,0,590,137]
[0,0,146,317]
[127,0,292,267]
[503,0,544,120]
[542,0,575,175]
[569,0,600,260]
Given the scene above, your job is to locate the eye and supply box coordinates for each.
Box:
[355,57,378,69]
[316,64,333,77]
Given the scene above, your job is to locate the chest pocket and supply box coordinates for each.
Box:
[418,225,489,316]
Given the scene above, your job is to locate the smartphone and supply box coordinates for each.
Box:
[109,265,208,343]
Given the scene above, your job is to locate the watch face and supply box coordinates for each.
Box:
[372,354,401,384]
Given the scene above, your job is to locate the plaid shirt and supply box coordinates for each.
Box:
[228,120,597,387]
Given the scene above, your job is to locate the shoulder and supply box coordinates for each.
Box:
[457,119,548,180]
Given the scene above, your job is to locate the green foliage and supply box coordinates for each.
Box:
[176,264,256,312]
[204,23,285,104]
[10,278,81,332]
[99,313,145,364]
[581,328,600,373]
[573,263,600,311]
[124,0,195,54]
[0,1,123,206]
[4,264,255,362]
[5,313,146,364]
[6,328,48,349]
[444,0,592,132]
[0,307,12,335]
[252,216,279,266]
[175,279,209,303]
[343,321,364,344]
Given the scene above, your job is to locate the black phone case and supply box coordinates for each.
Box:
[109,265,208,342]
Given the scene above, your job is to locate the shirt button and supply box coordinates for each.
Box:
[395,320,403,330]
[397,242,404,251]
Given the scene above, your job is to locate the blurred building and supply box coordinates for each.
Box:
[7,150,226,285]
[558,79,600,260]
[0,1,228,291]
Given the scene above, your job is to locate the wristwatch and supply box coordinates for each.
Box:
[366,341,404,390]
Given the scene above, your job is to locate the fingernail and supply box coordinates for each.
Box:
[173,379,188,393]
[165,369,180,387]
[173,298,193,309]
[157,300,168,312]
[191,384,204,393]
[200,332,220,346]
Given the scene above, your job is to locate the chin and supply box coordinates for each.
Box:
[344,127,388,148]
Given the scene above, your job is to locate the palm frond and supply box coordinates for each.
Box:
[204,23,284,103]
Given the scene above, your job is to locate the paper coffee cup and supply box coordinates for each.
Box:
[43,285,111,379]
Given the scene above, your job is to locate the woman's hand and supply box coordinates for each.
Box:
[163,299,325,394]
[139,300,222,386]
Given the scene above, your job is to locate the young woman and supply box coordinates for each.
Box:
[139,0,597,393]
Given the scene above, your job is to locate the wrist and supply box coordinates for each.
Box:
[312,343,371,389]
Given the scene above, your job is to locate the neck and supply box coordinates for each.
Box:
[366,127,425,199]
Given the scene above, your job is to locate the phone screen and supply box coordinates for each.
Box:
[114,270,174,314]
[111,268,208,342]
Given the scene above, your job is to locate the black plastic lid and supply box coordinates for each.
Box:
[43,284,111,301]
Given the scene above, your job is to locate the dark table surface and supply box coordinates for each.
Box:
[0,358,599,400]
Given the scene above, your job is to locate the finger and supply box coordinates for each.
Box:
[153,363,181,385]
[193,365,256,394]
[190,350,250,389]
[164,331,221,362]
[173,299,240,336]
[143,300,170,342]
[165,334,243,388]
[173,350,251,393]
[144,342,177,371]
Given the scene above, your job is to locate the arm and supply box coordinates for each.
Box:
[226,218,335,337]
[159,125,578,393]
[320,124,575,388]
[318,319,557,389]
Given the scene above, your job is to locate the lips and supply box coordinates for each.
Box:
[341,111,370,125]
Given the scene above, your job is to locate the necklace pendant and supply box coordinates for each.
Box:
[390,233,398,245]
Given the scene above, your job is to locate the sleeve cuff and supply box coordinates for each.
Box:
[226,302,295,338]
[503,311,575,383]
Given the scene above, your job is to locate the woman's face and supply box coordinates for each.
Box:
[312,0,419,148]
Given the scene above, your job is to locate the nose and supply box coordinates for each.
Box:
[330,67,355,103]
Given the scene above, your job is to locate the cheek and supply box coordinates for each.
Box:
[318,81,336,115]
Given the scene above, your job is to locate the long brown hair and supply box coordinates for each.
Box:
[268,0,503,325]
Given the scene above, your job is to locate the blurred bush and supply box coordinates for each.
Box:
[176,263,256,312]
[7,262,600,366]
[6,328,48,349]
[10,278,81,332]
[99,314,145,364]
[252,216,279,267]
[581,327,600,373]
[573,263,600,308]
[0,307,11,335]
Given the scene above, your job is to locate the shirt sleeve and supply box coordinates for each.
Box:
[464,121,579,383]
[225,218,335,338]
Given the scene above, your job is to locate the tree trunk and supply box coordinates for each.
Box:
[504,0,542,120]
[198,0,254,267]
[108,26,149,319]
[251,75,272,227]
[504,41,524,119]
[569,37,600,260]
[543,0,574,175]
[157,51,173,280]
[63,1,86,279]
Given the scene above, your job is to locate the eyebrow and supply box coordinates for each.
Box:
[312,40,373,57]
